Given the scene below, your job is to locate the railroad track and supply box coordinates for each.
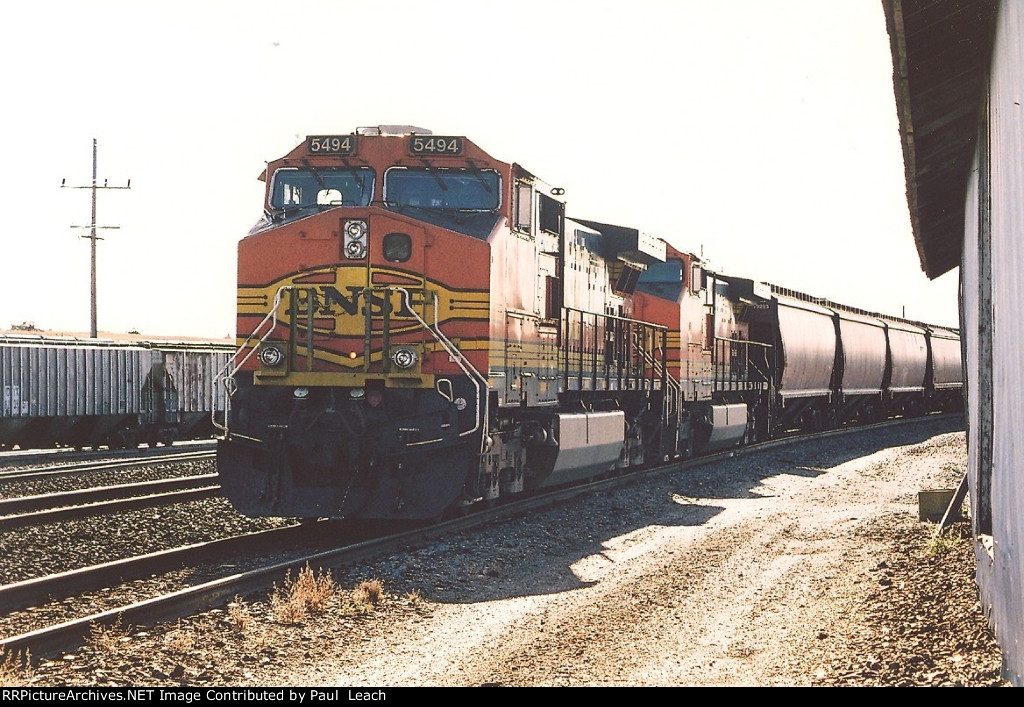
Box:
[0,449,215,482]
[0,447,220,530]
[0,474,220,531]
[0,413,962,661]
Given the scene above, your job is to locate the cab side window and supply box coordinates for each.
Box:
[515,182,532,233]
[539,193,563,235]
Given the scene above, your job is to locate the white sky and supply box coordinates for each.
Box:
[0,0,961,339]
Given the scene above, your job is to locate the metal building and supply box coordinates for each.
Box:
[883,0,1022,686]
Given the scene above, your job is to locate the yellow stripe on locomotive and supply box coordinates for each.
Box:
[237,264,488,389]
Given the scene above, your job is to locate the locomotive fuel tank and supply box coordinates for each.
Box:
[692,402,748,453]
[521,410,626,488]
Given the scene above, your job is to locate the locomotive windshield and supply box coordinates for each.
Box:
[384,168,500,211]
[269,167,374,211]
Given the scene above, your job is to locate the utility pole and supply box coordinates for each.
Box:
[62,139,130,338]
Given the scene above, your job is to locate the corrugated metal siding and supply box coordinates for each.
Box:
[0,342,147,418]
[161,347,231,414]
[982,0,1024,683]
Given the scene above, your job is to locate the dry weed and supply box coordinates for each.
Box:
[352,579,384,611]
[228,596,253,634]
[164,620,198,652]
[0,650,32,687]
[925,529,964,557]
[88,616,129,654]
[270,564,338,624]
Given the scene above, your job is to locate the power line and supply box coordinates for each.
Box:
[61,139,130,338]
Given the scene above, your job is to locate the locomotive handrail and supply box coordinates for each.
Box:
[710,335,773,395]
[212,285,294,433]
[561,306,668,393]
[392,287,489,451]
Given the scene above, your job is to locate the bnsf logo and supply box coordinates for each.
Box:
[292,286,426,319]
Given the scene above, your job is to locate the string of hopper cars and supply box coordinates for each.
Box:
[0,336,232,451]
[212,126,964,523]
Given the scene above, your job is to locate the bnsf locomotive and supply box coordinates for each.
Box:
[215,126,962,521]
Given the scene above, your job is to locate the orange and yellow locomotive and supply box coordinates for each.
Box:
[216,126,752,520]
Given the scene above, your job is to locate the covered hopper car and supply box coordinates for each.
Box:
[0,335,233,451]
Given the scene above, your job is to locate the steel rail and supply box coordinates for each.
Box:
[0,484,221,532]
[0,450,216,483]
[0,474,219,515]
[0,524,314,616]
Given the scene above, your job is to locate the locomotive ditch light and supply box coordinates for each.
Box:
[391,346,418,370]
[350,388,366,399]
[293,387,309,399]
[258,344,285,367]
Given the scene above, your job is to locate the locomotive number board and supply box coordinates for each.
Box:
[409,136,463,155]
[307,135,357,155]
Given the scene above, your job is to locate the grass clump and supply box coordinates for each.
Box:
[925,529,964,557]
[88,616,130,654]
[0,650,32,687]
[351,579,384,612]
[228,595,253,634]
[270,564,338,624]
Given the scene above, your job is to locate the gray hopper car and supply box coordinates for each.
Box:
[0,335,233,450]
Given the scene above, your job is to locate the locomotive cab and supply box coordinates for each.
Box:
[218,128,499,521]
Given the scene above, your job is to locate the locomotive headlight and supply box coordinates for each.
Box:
[343,219,368,260]
[345,220,368,239]
[293,387,309,399]
[345,239,367,259]
[391,346,418,370]
[258,344,285,367]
